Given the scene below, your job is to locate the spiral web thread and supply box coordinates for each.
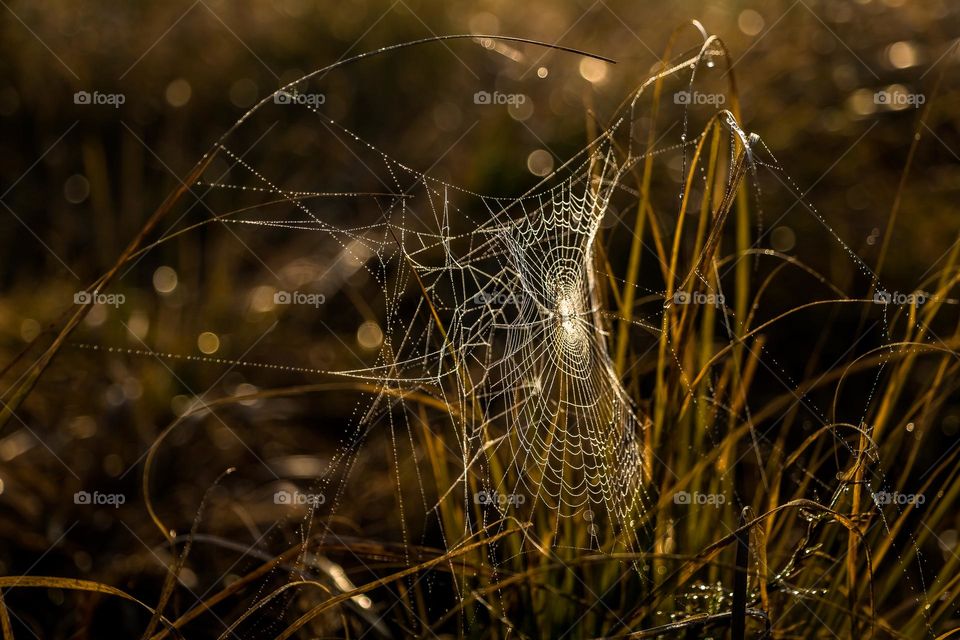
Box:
[316,138,653,551]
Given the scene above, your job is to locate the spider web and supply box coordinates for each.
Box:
[279,137,655,550]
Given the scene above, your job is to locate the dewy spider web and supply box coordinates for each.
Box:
[310,139,655,549]
[267,106,688,557]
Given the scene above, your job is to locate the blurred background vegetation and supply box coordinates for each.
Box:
[1,0,960,637]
